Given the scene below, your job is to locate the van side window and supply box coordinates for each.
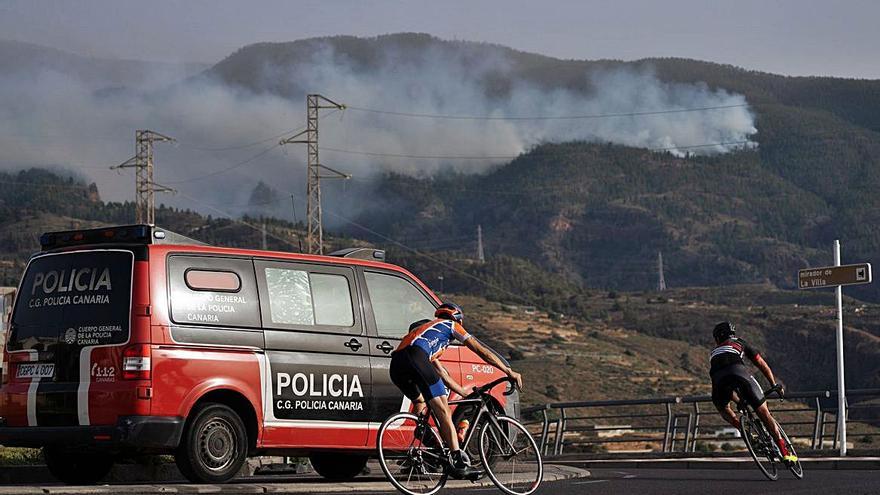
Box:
[185,269,241,292]
[258,262,359,333]
[364,271,435,338]
[265,268,313,325]
[168,256,260,328]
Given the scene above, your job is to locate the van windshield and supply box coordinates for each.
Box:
[8,250,133,352]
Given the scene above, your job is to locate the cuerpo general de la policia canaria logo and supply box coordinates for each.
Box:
[64,328,77,345]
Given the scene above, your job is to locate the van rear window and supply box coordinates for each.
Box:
[8,250,133,352]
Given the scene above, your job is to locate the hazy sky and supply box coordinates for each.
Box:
[1,0,878,78]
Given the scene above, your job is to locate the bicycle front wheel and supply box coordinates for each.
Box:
[479,416,543,495]
[776,421,803,479]
[740,413,778,481]
[377,412,448,495]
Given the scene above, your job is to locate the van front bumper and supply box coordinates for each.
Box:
[0,415,184,451]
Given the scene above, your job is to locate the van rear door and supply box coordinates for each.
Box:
[7,249,133,426]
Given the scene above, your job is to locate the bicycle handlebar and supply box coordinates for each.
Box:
[764,383,784,399]
[474,376,519,397]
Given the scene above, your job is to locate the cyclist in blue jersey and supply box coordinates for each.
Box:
[390,303,523,479]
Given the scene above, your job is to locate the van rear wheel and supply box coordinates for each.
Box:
[44,447,114,484]
[310,452,368,481]
[175,403,248,483]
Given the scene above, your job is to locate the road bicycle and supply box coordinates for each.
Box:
[737,384,804,481]
[377,377,542,495]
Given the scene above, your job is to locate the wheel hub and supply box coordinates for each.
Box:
[199,418,236,471]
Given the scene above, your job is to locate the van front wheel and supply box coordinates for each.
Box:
[44,447,114,484]
[310,452,368,481]
[175,403,248,483]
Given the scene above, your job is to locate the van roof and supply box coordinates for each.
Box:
[38,224,431,296]
[147,243,406,273]
[149,243,437,301]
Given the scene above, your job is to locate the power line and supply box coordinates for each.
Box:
[181,127,305,152]
[175,191,303,251]
[164,142,281,185]
[0,179,96,190]
[345,103,749,121]
[320,140,753,161]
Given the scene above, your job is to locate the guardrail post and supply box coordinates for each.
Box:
[820,410,828,450]
[662,402,673,453]
[812,397,822,450]
[539,407,550,456]
[683,413,694,453]
[553,407,566,456]
[690,402,701,452]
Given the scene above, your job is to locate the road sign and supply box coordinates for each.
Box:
[798,263,872,290]
[798,242,874,457]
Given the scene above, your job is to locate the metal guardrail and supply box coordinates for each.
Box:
[521,389,880,456]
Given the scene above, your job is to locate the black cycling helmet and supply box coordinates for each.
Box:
[435,302,464,323]
[713,321,736,344]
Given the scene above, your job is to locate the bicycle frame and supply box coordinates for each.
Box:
[419,377,519,456]
[448,396,517,455]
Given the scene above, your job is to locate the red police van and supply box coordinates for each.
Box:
[0,225,517,484]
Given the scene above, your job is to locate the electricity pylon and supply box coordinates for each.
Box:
[280,94,349,255]
[112,130,175,225]
[658,251,667,291]
[476,224,485,263]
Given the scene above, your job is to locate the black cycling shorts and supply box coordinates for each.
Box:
[390,346,448,402]
[711,364,766,410]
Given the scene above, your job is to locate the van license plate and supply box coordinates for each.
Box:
[16,363,55,379]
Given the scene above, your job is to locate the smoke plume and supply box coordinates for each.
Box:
[0,37,757,218]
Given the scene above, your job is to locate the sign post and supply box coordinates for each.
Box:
[797,240,872,456]
[833,240,846,456]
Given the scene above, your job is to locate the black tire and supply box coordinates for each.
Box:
[175,403,248,483]
[776,421,804,479]
[377,412,448,495]
[43,447,114,485]
[740,413,778,481]
[479,416,543,495]
[310,452,368,481]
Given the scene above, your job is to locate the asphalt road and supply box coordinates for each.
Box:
[252,467,880,495]
[1,467,876,494]
[473,468,880,495]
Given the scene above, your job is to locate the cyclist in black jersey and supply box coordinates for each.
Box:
[710,321,797,463]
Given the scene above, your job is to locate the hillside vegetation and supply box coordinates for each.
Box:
[2,169,878,411]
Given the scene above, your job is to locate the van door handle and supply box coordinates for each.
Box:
[376,341,394,354]
[344,338,363,352]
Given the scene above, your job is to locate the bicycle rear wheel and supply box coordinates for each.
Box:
[776,421,803,479]
[740,413,778,481]
[479,416,543,495]
[377,412,448,495]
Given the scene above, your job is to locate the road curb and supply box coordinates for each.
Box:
[547,456,880,471]
[0,464,588,493]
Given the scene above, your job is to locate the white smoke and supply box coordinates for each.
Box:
[0,38,757,214]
